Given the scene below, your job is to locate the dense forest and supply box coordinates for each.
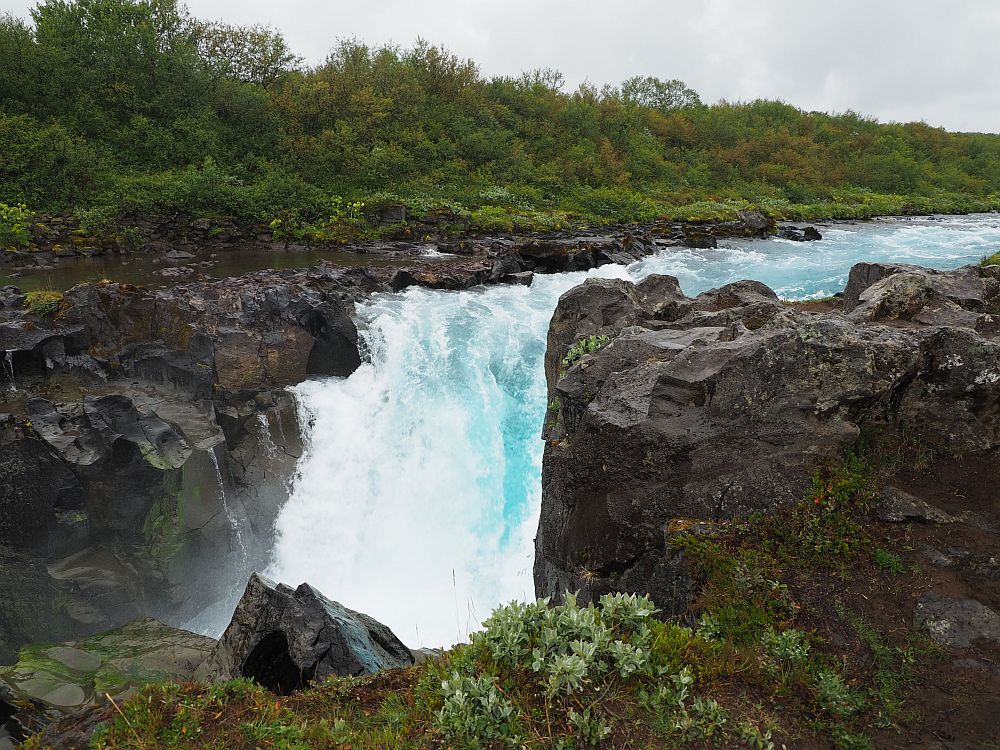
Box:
[2,0,1000,242]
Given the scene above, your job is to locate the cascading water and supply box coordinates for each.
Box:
[3,351,16,392]
[267,215,1000,647]
[209,447,249,573]
[256,412,279,459]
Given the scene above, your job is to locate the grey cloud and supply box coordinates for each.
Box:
[1,0,997,132]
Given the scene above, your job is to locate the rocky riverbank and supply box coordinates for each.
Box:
[0,210,824,291]
[3,220,771,665]
[534,261,1000,606]
[3,257,999,749]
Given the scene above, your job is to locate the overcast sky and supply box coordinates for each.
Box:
[3,0,998,133]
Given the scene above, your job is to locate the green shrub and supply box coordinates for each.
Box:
[24,290,63,316]
[981,251,1000,266]
[0,202,33,249]
[435,592,662,747]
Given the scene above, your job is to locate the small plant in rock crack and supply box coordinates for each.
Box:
[560,334,611,374]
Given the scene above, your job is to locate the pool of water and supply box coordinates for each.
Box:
[0,245,450,293]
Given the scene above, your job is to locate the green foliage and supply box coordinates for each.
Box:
[435,671,520,747]
[761,627,811,666]
[834,602,921,727]
[981,251,1000,266]
[24,290,62,316]
[0,201,32,249]
[560,334,610,374]
[814,670,863,719]
[872,548,905,575]
[3,2,1000,234]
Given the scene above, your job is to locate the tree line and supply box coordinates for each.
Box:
[2,0,999,236]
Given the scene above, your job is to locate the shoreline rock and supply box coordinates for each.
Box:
[534,262,1000,610]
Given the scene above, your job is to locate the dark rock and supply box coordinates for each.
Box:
[914,592,1000,648]
[535,262,1000,608]
[488,250,526,282]
[681,230,718,249]
[378,204,407,224]
[737,210,773,238]
[776,225,822,242]
[196,574,414,694]
[0,415,83,550]
[505,271,535,286]
[878,487,956,523]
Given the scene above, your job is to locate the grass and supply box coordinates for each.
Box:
[41,446,945,750]
[23,290,63,317]
[982,251,1000,266]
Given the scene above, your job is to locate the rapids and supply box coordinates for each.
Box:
[266,214,1000,646]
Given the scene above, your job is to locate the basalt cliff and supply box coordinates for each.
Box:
[535,261,1000,608]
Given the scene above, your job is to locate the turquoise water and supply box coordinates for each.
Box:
[267,214,1000,647]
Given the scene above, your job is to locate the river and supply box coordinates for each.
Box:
[262,214,1000,647]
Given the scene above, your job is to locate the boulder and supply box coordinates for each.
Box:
[776,225,823,242]
[914,592,1000,648]
[878,487,955,523]
[535,263,1000,610]
[196,574,414,694]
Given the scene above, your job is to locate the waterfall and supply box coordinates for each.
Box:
[209,446,248,573]
[256,412,279,459]
[266,215,1000,647]
[3,351,16,392]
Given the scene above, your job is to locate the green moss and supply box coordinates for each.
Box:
[143,479,187,564]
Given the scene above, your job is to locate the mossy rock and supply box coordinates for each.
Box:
[0,618,216,711]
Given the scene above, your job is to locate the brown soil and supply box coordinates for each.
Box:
[788,455,1000,749]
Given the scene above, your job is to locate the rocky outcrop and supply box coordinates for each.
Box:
[0,269,343,657]
[0,618,214,747]
[196,574,413,694]
[535,263,1000,611]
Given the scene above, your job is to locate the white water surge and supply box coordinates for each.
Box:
[267,214,1000,647]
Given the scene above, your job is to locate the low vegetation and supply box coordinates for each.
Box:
[560,335,611,374]
[982,251,1000,266]
[3,0,1000,243]
[52,444,945,750]
[23,290,63,316]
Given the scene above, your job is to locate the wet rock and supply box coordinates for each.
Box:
[0,287,23,310]
[488,249,526,282]
[0,618,214,741]
[506,271,535,286]
[196,574,414,694]
[776,225,823,242]
[914,592,1000,648]
[681,230,718,249]
[0,416,84,550]
[737,210,773,237]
